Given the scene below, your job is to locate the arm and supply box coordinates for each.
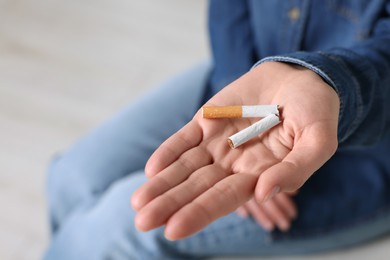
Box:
[131,62,339,240]
[256,3,390,146]
[131,2,390,241]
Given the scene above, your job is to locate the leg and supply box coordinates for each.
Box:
[46,60,390,258]
[45,172,176,260]
[46,61,211,233]
[45,149,390,259]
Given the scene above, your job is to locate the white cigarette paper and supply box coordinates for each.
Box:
[202,105,279,118]
[242,105,279,117]
[228,114,280,149]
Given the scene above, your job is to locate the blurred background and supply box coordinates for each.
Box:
[0,0,207,259]
[0,0,388,259]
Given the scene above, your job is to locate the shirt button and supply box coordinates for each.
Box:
[288,7,300,21]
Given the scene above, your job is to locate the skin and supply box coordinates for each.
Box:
[131,61,340,240]
[236,192,298,232]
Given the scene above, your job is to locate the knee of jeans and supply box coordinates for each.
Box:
[45,173,178,260]
[46,153,98,229]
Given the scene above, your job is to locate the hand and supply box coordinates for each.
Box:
[131,62,339,240]
[236,192,298,232]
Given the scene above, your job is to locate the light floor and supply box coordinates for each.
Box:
[0,0,388,259]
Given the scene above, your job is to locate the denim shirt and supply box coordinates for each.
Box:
[208,1,390,235]
[208,0,390,147]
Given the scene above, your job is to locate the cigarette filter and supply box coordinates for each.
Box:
[228,114,280,149]
[202,105,279,119]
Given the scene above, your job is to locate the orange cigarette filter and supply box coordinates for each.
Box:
[202,106,242,119]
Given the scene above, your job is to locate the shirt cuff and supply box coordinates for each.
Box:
[252,51,359,144]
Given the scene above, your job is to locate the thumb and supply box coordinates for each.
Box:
[255,137,337,203]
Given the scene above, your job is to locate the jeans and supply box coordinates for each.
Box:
[45,62,390,260]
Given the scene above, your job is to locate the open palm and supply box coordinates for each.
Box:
[131,62,340,240]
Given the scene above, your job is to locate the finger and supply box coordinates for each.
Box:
[236,205,249,218]
[135,164,228,232]
[285,190,298,196]
[164,173,257,240]
[245,200,274,231]
[262,199,292,231]
[255,135,337,202]
[131,147,212,211]
[274,193,298,220]
[145,120,203,177]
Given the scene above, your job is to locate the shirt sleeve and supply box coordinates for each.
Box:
[253,4,390,147]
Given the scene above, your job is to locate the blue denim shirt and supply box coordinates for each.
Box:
[208,0,390,236]
[208,0,390,147]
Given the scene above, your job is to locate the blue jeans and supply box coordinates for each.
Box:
[45,62,390,259]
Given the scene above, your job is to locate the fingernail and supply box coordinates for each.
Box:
[264,186,280,202]
[164,231,178,241]
[236,210,248,218]
[279,221,290,232]
[262,222,274,232]
[165,235,176,241]
[292,210,298,220]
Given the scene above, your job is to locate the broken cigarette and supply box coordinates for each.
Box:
[202,105,279,119]
[228,114,280,149]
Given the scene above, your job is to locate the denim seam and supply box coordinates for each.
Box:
[292,0,311,52]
